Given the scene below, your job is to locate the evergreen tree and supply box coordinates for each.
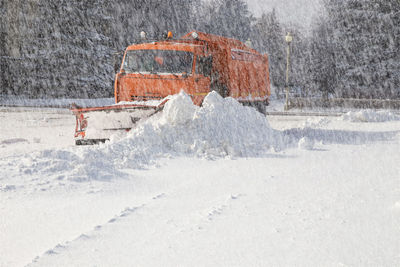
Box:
[113,0,197,45]
[2,0,115,98]
[309,17,336,98]
[324,0,400,99]
[1,0,201,98]
[0,0,6,94]
[251,10,286,97]
[199,0,254,42]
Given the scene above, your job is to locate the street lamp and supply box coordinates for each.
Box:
[285,32,293,111]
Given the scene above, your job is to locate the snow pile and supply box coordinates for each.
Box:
[105,91,277,163]
[13,91,279,181]
[341,110,400,122]
[159,92,197,125]
[298,137,314,150]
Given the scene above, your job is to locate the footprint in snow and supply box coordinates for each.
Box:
[207,205,227,221]
[44,244,66,255]
[206,194,243,221]
[152,193,166,200]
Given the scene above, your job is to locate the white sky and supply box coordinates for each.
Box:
[245,0,323,28]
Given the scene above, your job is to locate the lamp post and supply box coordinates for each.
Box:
[284,32,293,111]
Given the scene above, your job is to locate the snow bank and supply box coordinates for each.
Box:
[6,92,400,183]
[14,91,279,181]
[341,110,400,122]
[302,117,331,128]
[4,93,400,185]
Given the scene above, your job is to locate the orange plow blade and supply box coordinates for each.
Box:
[71,100,168,145]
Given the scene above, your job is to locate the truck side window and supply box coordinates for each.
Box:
[196,56,212,77]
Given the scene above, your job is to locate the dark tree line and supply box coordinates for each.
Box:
[309,0,400,99]
[0,0,199,98]
[1,0,399,99]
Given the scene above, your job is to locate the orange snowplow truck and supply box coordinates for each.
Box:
[71,31,271,145]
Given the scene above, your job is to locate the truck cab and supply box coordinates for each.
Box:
[114,31,270,107]
[115,37,212,106]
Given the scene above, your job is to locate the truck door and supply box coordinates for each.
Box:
[193,55,212,99]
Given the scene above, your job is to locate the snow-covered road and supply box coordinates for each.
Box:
[1,95,400,266]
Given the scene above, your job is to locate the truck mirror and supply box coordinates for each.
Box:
[113,50,124,74]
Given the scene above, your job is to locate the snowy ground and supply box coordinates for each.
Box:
[1,93,400,266]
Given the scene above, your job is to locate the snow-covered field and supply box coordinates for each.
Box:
[1,93,400,266]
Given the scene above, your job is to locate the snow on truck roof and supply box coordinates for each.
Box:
[126,41,204,51]
[126,31,261,55]
[183,31,261,55]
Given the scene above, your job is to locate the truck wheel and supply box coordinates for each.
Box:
[256,102,267,115]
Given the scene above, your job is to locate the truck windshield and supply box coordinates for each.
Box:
[123,50,193,74]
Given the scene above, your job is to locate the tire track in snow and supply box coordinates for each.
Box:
[27,192,167,266]
[166,193,245,233]
[27,192,245,266]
